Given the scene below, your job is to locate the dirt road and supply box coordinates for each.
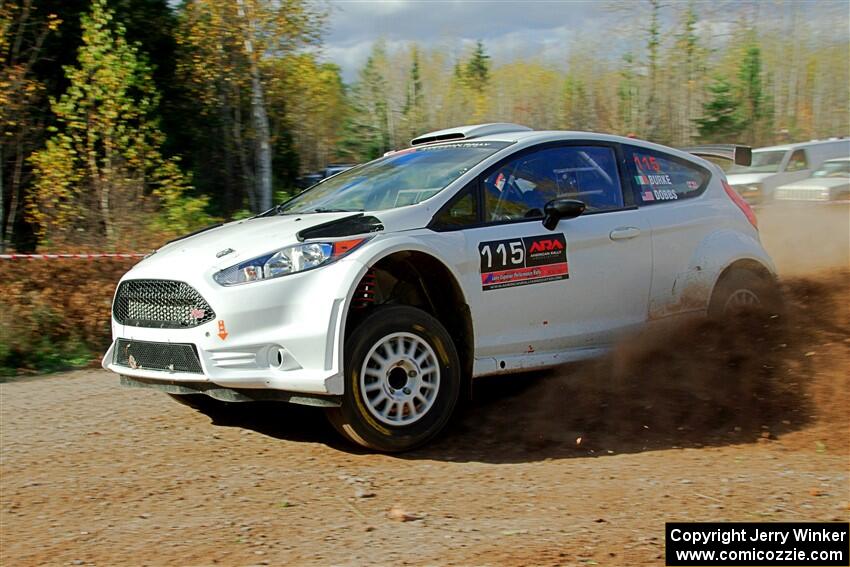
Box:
[2,267,849,566]
[2,203,849,566]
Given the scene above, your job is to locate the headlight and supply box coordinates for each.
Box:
[214,238,370,286]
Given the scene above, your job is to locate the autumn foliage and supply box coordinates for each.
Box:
[0,258,136,374]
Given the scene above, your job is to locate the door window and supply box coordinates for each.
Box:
[785,149,809,172]
[626,146,709,204]
[483,146,624,222]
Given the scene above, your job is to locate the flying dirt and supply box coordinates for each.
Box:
[1,204,848,566]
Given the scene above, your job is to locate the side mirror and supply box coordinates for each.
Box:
[543,198,585,230]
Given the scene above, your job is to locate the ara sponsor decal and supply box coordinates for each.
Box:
[686,180,699,190]
[635,173,673,186]
[478,234,568,291]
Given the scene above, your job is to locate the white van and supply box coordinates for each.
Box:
[726,139,850,204]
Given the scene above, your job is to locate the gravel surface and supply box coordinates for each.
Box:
[2,271,848,566]
[2,204,849,566]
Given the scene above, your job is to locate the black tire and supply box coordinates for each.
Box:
[708,269,781,319]
[326,305,461,452]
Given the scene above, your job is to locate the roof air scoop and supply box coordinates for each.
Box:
[410,123,533,146]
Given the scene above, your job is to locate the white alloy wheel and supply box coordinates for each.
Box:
[359,332,441,426]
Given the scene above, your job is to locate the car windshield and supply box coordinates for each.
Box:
[279,141,512,214]
[729,150,787,174]
[813,160,850,178]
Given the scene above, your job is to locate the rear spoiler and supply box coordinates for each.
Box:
[680,145,752,167]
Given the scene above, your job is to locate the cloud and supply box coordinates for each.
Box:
[322,0,603,81]
[320,0,849,82]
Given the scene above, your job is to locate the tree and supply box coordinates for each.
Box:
[617,52,640,135]
[671,1,705,144]
[176,0,323,214]
[644,0,662,141]
[0,1,61,252]
[28,0,211,249]
[694,76,745,142]
[402,45,425,139]
[269,54,347,175]
[563,75,594,131]
[737,37,764,145]
[341,42,391,160]
[464,40,490,92]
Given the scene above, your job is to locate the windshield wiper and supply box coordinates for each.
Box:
[276,206,363,215]
[307,207,362,213]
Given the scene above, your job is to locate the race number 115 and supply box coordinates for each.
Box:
[480,240,524,271]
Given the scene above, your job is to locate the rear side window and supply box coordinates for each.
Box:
[625,146,709,204]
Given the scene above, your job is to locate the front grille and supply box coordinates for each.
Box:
[775,188,827,201]
[113,279,215,328]
[114,339,203,374]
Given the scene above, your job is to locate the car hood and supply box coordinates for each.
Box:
[726,172,774,186]
[130,212,384,275]
[777,178,850,190]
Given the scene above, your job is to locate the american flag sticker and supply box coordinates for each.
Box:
[642,190,655,201]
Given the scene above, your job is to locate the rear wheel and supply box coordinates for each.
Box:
[709,269,780,318]
[326,305,461,452]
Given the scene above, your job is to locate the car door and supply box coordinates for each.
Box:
[622,144,716,318]
[433,142,653,368]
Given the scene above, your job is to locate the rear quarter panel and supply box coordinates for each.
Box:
[643,176,775,320]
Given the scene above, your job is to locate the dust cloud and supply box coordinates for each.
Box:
[758,203,849,276]
[438,205,849,461]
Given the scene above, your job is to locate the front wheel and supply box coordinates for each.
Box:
[326,305,461,452]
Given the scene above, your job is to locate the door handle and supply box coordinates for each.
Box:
[609,227,641,241]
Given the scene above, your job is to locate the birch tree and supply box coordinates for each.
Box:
[176,0,322,213]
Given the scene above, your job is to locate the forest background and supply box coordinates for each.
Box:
[0,0,848,372]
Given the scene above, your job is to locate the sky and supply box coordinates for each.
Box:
[322,0,606,81]
[320,0,849,82]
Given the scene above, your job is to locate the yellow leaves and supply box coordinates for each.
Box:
[47,13,62,32]
[27,0,214,248]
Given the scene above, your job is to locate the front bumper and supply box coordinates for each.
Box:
[103,257,366,396]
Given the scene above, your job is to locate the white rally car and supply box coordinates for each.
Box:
[104,124,776,451]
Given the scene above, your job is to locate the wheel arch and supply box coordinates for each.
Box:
[710,256,777,302]
[341,245,474,396]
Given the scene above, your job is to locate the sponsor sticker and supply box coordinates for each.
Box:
[641,188,677,202]
[479,234,569,291]
[494,172,506,191]
[635,173,673,186]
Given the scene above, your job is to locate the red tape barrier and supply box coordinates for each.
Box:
[0,253,145,260]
